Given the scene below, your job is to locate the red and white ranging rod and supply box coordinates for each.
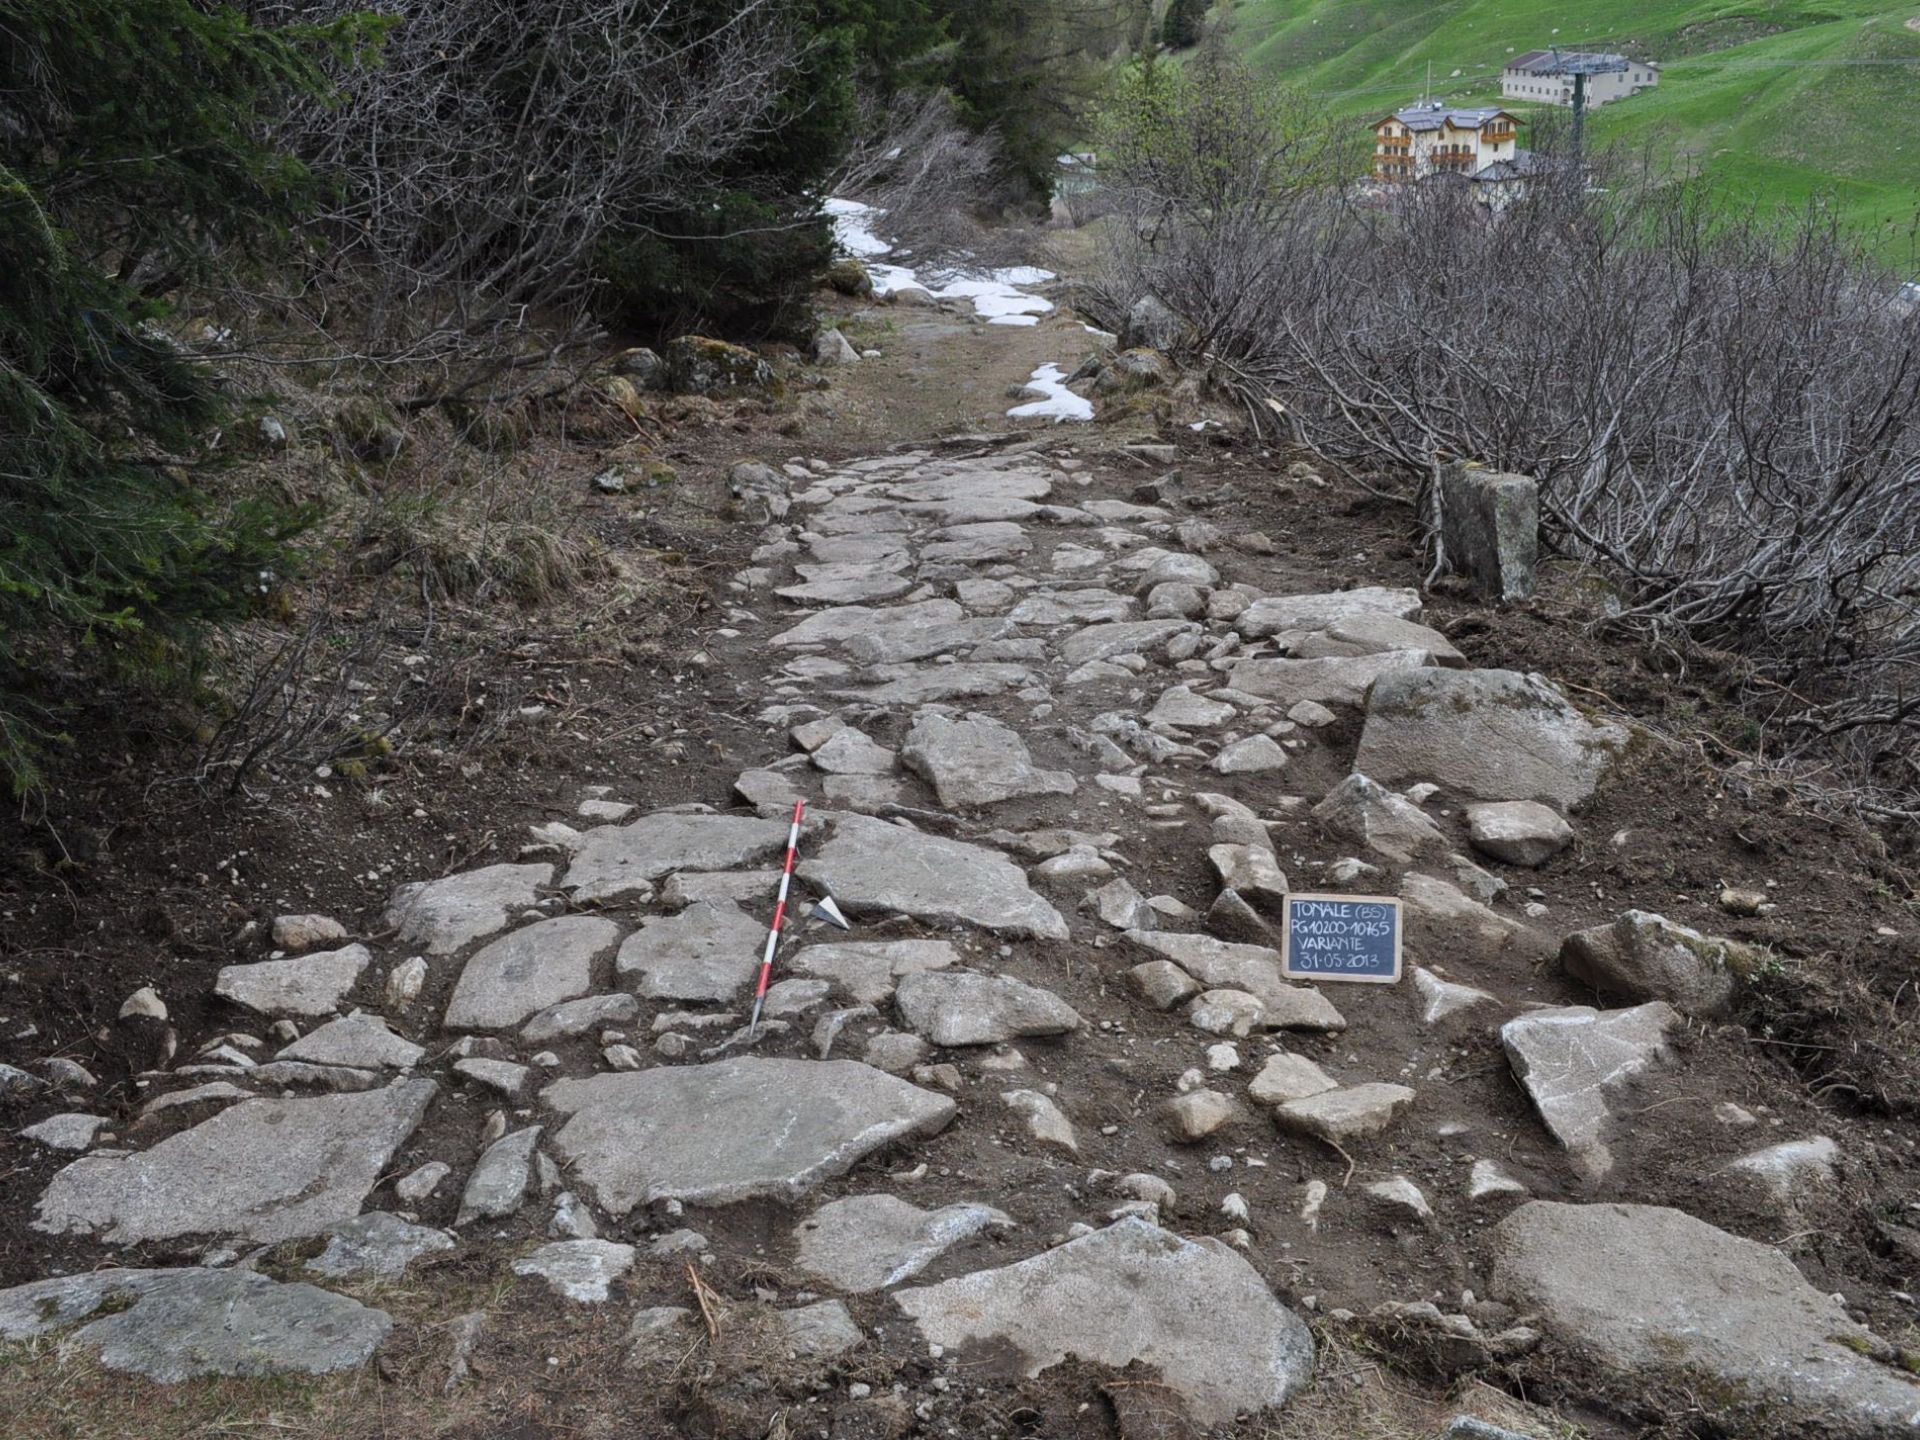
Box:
[747,800,808,1037]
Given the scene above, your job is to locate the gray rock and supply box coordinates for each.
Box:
[565,813,790,903]
[894,1218,1314,1427]
[813,327,859,365]
[1236,587,1422,639]
[1292,613,1468,667]
[512,1239,636,1302]
[895,971,1081,1046]
[395,1160,451,1203]
[862,1031,929,1073]
[809,727,898,775]
[385,863,552,954]
[543,1058,955,1213]
[1356,668,1629,811]
[1130,960,1202,1010]
[1207,888,1274,945]
[1147,685,1237,729]
[1248,1053,1339,1107]
[1000,1089,1078,1152]
[1414,968,1498,1025]
[522,993,640,1043]
[1272,1083,1416,1145]
[1312,774,1448,864]
[1121,931,1333,1023]
[1501,1003,1678,1179]
[1211,735,1290,773]
[1492,1201,1920,1435]
[798,814,1068,940]
[921,521,1032,565]
[844,617,1010,667]
[1726,1136,1839,1212]
[1164,1088,1237,1140]
[1121,295,1184,351]
[36,1080,435,1246]
[442,915,622,1031]
[1208,844,1288,913]
[779,1298,864,1358]
[615,901,767,1002]
[1145,581,1207,618]
[214,944,371,1018]
[20,1112,107,1150]
[272,914,348,950]
[793,1194,1011,1292]
[839,662,1036,705]
[457,1124,543,1226]
[777,568,915,605]
[278,1012,425,1070]
[1558,910,1747,1018]
[454,1057,532,1099]
[661,869,780,908]
[900,712,1075,808]
[1189,988,1266,1037]
[307,1211,454,1278]
[1091,876,1155,930]
[0,1268,390,1381]
[1402,872,1549,956]
[772,598,961,648]
[790,939,961,1005]
[1009,588,1138,625]
[1226,651,1432,710]
[1467,801,1573,867]
[1440,462,1537,601]
[1060,620,1197,666]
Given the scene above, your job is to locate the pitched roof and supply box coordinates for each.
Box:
[1376,100,1518,133]
[1503,49,1631,77]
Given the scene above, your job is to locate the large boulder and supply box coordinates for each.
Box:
[1120,296,1184,352]
[1354,668,1630,810]
[662,335,774,396]
[1558,910,1753,1019]
[1440,461,1538,601]
[1491,1201,1920,1436]
[1312,774,1447,864]
[893,1218,1314,1426]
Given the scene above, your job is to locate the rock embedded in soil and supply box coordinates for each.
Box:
[779,1298,865,1358]
[278,1012,424,1070]
[615,901,768,1002]
[1272,1083,1416,1146]
[892,1217,1315,1427]
[522,992,640,1042]
[271,914,348,951]
[1466,801,1573,867]
[899,711,1075,807]
[1355,668,1630,811]
[542,1058,956,1213]
[1001,1089,1078,1152]
[0,1268,391,1382]
[511,1239,636,1303]
[1235,586,1422,639]
[1558,910,1746,1019]
[1402,873,1549,957]
[1130,960,1202,1010]
[385,863,553,954]
[1059,619,1197,667]
[1211,734,1290,773]
[798,814,1068,940]
[457,1123,543,1226]
[1491,1201,1920,1435]
[1248,1053,1339,1107]
[1226,651,1433,710]
[772,598,962,649]
[1163,1088,1237,1141]
[214,943,371,1018]
[793,1194,1012,1293]
[1293,613,1467,667]
[893,971,1081,1047]
[789,939,960,1005]
[35,1079,435,1246]
[808,727,898,775]
[306,1211,455,1279]
[1312,774,1448,864]
[570,811,793,903]
[1501,1003,1678,1180]
[443,915,621,1030]
[20,1112,107,1151]
[1414,969,1499,1026]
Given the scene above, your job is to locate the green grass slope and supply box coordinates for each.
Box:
[1224,0,1920,264]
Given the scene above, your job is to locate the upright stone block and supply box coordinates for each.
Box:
[1441,461,1537,601]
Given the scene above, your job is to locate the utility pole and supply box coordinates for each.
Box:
[1550,47,1627,170]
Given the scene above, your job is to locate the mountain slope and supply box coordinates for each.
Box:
[1224,0,1920,262]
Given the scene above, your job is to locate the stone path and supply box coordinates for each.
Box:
[7,432,1911,1436]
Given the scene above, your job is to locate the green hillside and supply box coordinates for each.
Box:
[1223,0,1920,264]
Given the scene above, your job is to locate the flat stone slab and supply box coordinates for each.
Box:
[1293,613,1467,666]
[794,1194,1011,1293]
[522,992,640,1042]
[844,617,1010,666]
[1009,589,1138,626]
[1272,1083,1416,1145]
[1122,930,1339,1025]
[565,813,791,903]
[1501,1003,1678,1179]
[791,939,961,1004]
[771,599,963,648]
[385,863,552,954]
[894,971,1081,1046]
[1059,619,1196,666]
[443,915,622,1031]
[893,1218,1315,1426]
[1312,774,1446,864]
[0,1268,391,1381]
[36,1080,435,1246]
[1226,651,1432,709]
[278,1013,425,1071]
[543,1059,955,1213]
[1355,668,1630,811]
[512,1239,636,1303]
[838,663,1035,705]
[920,520,1032,564]
[307,1211,454,1278]
[1492,1202,1920,1435]
[1467,800,1574,867]
[887,467,1052,504]
[214,944,370,1018]
[900,712,1075,808]
[1236,587,1421,639]
[615,901,766,1002]
[799,815,1068,939]
[777,569,914,604]
[458,1124,541,1226]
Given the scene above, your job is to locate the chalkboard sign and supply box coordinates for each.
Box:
[1280,893,1403,985]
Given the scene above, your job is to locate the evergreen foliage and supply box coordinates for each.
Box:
[1160,0,1208,49]
[0,1,343,793]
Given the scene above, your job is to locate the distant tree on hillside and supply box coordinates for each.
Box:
[1161,0,1209,49]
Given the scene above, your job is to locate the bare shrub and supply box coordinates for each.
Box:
[1097,63,1920,808]
[835,88,1013,260]
[259,0,796,366]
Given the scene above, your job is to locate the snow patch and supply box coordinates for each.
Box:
[1008,364,1093,424]
[827,197,1055,325]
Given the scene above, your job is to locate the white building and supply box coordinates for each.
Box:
[1371,101,1520,183]
[1501,50,1658,108]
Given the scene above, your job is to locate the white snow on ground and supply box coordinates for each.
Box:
[1008,363,1093,423]
[827,198,1056,326]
